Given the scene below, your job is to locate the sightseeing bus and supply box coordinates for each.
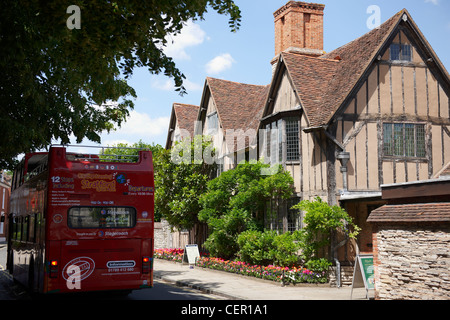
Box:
[6,145,154,294]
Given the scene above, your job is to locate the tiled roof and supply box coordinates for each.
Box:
[367,202,450,223]
[281,52,340,127]
[206,77,270,151]
[282,9,402,128]
[173,103,199,138]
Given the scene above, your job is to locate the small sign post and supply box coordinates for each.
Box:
[350,254,375,300]
[182,244,200,267]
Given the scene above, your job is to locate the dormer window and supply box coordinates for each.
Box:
[390,43,412,62]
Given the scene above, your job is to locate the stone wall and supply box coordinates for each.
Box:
[373,224,450,300]
[154,220,171,249]
[154,219,190,249]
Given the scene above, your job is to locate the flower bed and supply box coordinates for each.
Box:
[154,248,185,263]
[154,248,328,284]
[196,257,326,284]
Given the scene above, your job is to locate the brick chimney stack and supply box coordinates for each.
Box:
[274,1,325,58]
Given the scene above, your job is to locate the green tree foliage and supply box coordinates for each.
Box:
[292,197,361,262]
[100,140,162,162]
[199,162,294,259]
[0,0,241,168]
[154,137,216,231]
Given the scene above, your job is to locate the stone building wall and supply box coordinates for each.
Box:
[373,224,450,300]
[154,220,171,249]
[154,219,190,249]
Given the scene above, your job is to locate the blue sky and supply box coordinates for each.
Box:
[95,0,450,148]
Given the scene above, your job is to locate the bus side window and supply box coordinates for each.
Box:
[28,214,36,243]
[35,213,42,244]
[23,216,29,242]
[12,217,17,240]
[12,163,24,190]
[16,217,22,241]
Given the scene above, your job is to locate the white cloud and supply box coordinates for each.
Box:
[151,77,202,92]
[425,0,439,5]
[117,110,169,136]
[163,21,207,60]
[151,78,173,91]
[205,53,236,74]
[183,79,203,91]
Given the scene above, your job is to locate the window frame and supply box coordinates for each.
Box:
[382,122,426,160]
[264,117,300,165]
[389,43,412,62]
[285,117,300,162]
[206,111,219,135]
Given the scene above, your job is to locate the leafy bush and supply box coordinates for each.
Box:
[272,231,302,267]
[237,230,277,266]
[237,230,302,267]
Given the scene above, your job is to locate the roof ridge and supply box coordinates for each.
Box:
[282,51,340,63]
[173,102,199,108]
[206,76,267,88]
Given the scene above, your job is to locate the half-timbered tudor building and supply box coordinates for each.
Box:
[165,1,450,273]
[261,2,450,265]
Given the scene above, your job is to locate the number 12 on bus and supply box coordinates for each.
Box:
[6,145,155,294]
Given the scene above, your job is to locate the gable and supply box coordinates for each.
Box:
[326,10,450,126]
[337,19,450,120]
[272,70,300,114]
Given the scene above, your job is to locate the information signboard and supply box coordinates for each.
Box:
[183,244,200,266]
[350,254,375,300]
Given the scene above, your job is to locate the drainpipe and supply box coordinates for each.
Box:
[334,258,341,288]
[336,152,350,193]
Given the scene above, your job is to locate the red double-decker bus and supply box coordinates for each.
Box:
[6,145,154,294]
